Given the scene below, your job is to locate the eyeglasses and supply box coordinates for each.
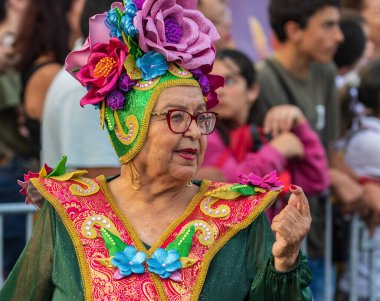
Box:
[151,109,218,135]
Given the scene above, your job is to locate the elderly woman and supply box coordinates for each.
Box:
[0,1,312,300]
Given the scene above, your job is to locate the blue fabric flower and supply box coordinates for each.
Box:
[120,14,138,38]
[105,1,138,39]
[120,0,138,37]
[105,9,122,39]
[111,246,146,276]
[147,248,182,279]
[136,51,168,80]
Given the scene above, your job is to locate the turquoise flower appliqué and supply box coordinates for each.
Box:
[136,51,168,80]
[147,248,182,279]
[105,0,138,40]
[111,245,146,279]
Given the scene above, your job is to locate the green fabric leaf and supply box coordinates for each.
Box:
[114,7,124,26]
[47,155,67,178]
[166,225,195,257]
[72,68,80,74]
[101,228,127,256]
[127,36,143,59]
[231,184,256,196]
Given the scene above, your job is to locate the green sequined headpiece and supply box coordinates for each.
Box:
[65,0,222,163]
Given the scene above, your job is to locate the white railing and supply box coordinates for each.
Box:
[0,203,37,286]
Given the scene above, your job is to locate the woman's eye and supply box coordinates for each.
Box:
[225,76,236,86]
[170,112,185,122]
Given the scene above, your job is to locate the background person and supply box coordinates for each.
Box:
[41,0,120,177]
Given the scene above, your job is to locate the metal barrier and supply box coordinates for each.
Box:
[0,203,37,286]
[349,214,377,301]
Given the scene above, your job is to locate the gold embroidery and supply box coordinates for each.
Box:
[114,113,139,146]
[180,220,215,246]
[69,177,99,196]
[200,197,230,218]
[168,64,192,78]
[81,215,119,239]
[134,78,160,91]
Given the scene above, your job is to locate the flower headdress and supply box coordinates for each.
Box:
[65,0,223,163]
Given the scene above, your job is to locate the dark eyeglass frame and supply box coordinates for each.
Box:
[151,109,218,135]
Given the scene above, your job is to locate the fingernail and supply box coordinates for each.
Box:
[290,184,297,190]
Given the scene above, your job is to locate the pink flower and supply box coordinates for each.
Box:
[76,38,129,106]
[17,164,53,196]
[239,171,283,191]
[134,0,219,70]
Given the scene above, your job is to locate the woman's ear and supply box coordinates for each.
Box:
[247,82,260,105]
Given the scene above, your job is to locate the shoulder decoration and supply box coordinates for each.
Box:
[18,155,99,208]
[206,170,283,200]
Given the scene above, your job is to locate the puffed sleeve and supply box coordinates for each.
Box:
[247,213,312,301]
[0,201,55,300]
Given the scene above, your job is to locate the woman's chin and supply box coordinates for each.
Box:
[170,166,197,183]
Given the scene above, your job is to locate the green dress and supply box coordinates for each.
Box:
[0,182,312,301]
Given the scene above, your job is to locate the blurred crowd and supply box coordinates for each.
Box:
[1,0,380,300]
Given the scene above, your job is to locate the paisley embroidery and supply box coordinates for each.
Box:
[180,220,215,246]
[81,215,119,239]
[200,197,230,218]
[114,113,139,145]
[70,177,99,196]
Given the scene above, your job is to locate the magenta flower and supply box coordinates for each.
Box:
[76,38,129,106]
[133,0,220,70]
[239,171,283,191]
[17,163,53,197]
[205,73,224,109]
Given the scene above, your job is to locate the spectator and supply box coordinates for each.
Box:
[253,1,351,300]
[14,0,85,168]
[341,0,380,59]
[41,0,120,177]
[0,0,29,278]
[334,10,367,89]
[200,49,330,197]
[336,58,380,301]
[197,0,235,50]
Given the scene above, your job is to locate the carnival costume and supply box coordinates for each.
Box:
[0,1,312,300]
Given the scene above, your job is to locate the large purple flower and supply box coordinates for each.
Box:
[133,0,219,70]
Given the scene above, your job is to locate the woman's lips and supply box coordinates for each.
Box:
[176,148,197,160]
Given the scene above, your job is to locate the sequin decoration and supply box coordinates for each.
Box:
[113,113,139,145]
[81,215,119,239]
[179,220,216,246]
[168,64,192,78]
[133,77,160,91]
[200,197,230,218]
[69,177,100,196]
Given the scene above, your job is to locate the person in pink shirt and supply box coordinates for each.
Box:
[198,49,330,198]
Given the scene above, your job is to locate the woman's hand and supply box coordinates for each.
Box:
[263,105,306,136]
[271,185,311,271]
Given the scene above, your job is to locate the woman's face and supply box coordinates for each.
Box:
[133,86,207,183]
[212,58,258,125]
